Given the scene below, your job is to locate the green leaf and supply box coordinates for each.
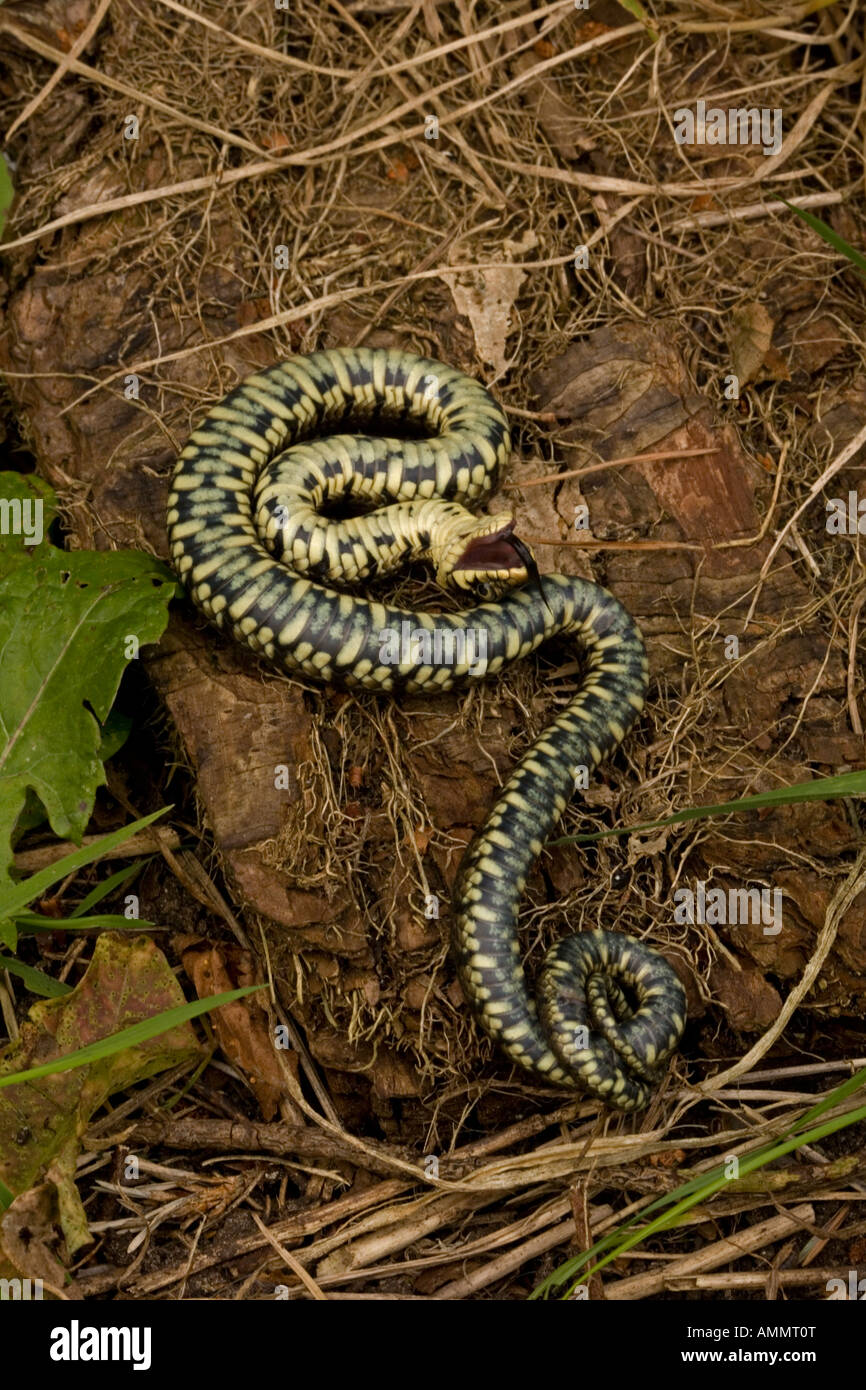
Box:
[782,199,866,280]
[97,707,133,763]
[0,474,175,885]
[11,787,51,847]
[0,472,57,554]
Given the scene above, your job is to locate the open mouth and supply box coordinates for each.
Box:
[454,524,553,614]
[453,520,522,571]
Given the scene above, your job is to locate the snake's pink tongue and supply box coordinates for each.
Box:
[454,522,519,570]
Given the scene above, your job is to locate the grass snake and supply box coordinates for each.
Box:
[167,347,686,1111]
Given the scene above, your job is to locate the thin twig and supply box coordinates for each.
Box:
[252,1212,329,1300]
[699,849,866,1095]
[5,0,115,141]
[604,1203,816,1300]
[744,419,866,625]
[503,448,720,489]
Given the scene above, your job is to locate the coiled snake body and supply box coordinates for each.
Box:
[167,348,686,1110]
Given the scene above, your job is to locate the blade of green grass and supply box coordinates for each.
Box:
[0,955,71,997]
[782,199,866,279]
[13,911,156,932]
[783,1063,866,1131]
[70,858,152,917]
[533,1066,866,1297]
[0,984,264,1089]
[534,1065,866,1294]
[576,1097,866,1290]
[550,770,866,847]
[0,808,169,920]
[616,0,659,41]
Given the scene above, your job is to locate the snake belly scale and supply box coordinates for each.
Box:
[167,347,686,1111]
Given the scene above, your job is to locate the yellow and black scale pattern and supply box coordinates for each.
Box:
[167,347,686,1111]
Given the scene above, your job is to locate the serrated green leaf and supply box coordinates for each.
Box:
[0,472,57,554]
[0,474,175,886]
[97,707,133,762]
[11,788,51,848]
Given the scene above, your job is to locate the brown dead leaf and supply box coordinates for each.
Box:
[385,146,419,183]
[648,1148,686,1169]
[778,312,846,377]
[178,937,288,1119]
[34,894,64,918]
[574,21,614,41]
[512,52,596,159]
[0,1185,73,1293]
[728,301,775,387]
[708,960,782,1032]
[238,297,271,327]
[0,934,201,1263]
[761,345,792,382]
[443,230,537,373]
[530,322,704,451]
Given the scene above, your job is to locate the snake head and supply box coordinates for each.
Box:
[451,520,553,612]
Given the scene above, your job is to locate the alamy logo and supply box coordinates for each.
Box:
[673,100,782,157]
[673,881,782,935]
[378,622,487,675]
[49,1320,151,1371]
[0,496,43,546]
